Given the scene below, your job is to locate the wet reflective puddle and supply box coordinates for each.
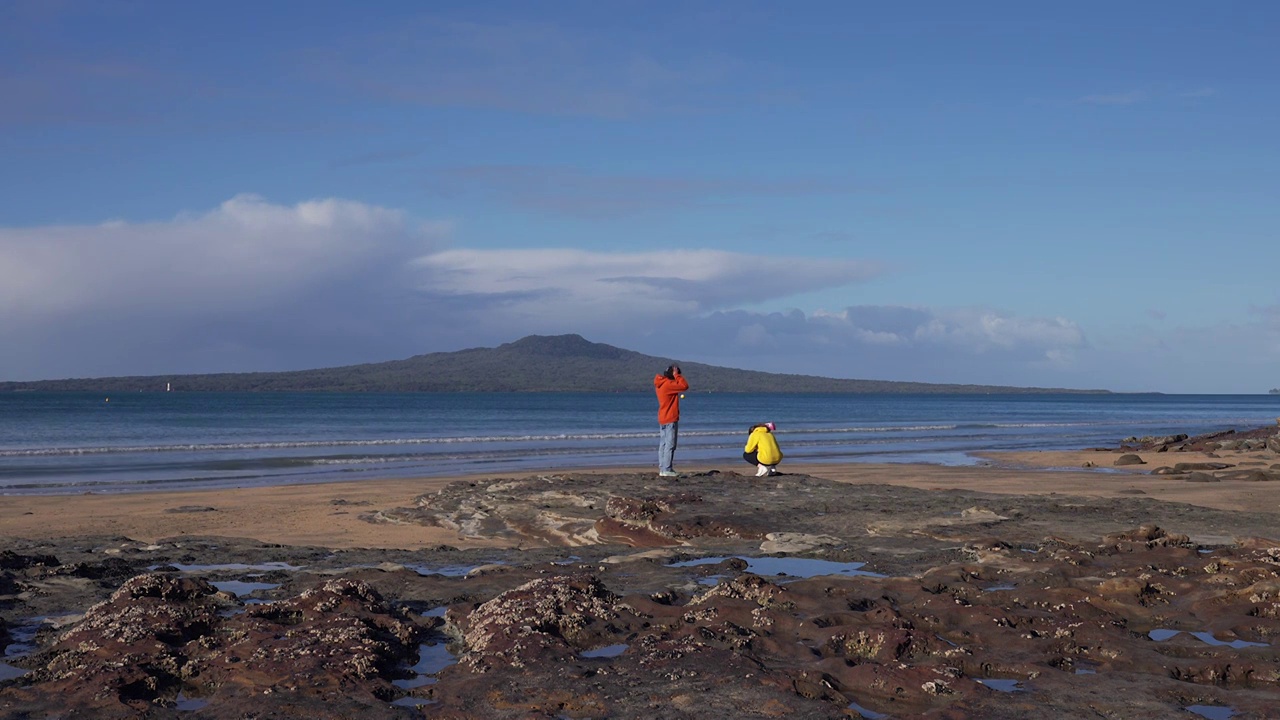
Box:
[175,691,209,711]
[579,643,628,658]
[210,580,281,596]
[669,556,883,582]
[1186,705,1235,720]
[976,678,1026,692]
[847,700,889,719]
[393,641,457,689]
[1147,629,1268,649]
[391,697,438,708]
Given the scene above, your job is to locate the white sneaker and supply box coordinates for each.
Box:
[755,464,769,477]
[659,470,679,477]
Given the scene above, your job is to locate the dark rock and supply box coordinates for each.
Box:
[163,506,218,513]
[3,576,422,718]
[1173,462,1233,471]
[62,557,137,581]
[1184,472,1220,483]
[1115,454,1146,466]
[0,551,59,570]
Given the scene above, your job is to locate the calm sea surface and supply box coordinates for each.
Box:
[1,392,1277,494]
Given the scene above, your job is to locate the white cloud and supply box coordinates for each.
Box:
[0,205,884,380]
[411,248,880,330]
[635,305,1092,388]
[0,194,430,322]
[0,196,445,378]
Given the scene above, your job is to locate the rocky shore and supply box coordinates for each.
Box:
[4,437,1280,718]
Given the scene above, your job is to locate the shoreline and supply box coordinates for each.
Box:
[5,449,1278,550]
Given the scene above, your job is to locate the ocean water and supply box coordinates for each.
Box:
[0,392,1276,495]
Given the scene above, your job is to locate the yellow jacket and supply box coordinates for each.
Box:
[745,426,783,465]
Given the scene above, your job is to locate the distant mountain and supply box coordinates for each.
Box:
[0,334,1112,394]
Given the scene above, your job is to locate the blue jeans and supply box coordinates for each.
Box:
[658,421,679,472]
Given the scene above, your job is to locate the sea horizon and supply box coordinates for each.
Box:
[3,392,1278,496]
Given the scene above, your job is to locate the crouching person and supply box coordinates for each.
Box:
[744,422,783,477]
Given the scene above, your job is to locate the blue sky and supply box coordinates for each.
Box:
[2,1,1277,392]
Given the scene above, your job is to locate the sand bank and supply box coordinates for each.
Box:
[4,450,1277,549]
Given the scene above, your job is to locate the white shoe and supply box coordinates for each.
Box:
[755,464,769,477]
[659,470,679,477]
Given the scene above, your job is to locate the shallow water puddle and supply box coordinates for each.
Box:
[4,614,78,658]
[976,678,1025,692]
[392,641,456,689]
[935,634,959,648]
[1147,629,1268,649]
[422,606,448,617]
[579,643,628,658]
[847,700,889,719]
[0,662,27,682]
[669,556,882,581]
[3,624,39,658]
[391,697,438,707]
[1186,705,1235,720]
[175,691,209,711]
[982,583,1017,592]
[211,580,280,596]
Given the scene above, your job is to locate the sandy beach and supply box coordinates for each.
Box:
[5,449,1278,549]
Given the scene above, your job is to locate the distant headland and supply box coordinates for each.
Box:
[0,334,1113,394]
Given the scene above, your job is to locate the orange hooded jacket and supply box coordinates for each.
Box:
[653,372,689,425]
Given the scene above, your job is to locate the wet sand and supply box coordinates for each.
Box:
[4,449,1278,548]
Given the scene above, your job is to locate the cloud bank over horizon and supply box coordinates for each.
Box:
[3,194,1249,392]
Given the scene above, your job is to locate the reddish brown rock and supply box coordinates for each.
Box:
[2,575,424,718]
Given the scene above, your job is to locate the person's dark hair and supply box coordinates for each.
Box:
[663,365,677,380]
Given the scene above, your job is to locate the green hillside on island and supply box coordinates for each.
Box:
[0,334,1111,394]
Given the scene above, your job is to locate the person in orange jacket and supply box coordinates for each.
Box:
[654,364,689,477]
